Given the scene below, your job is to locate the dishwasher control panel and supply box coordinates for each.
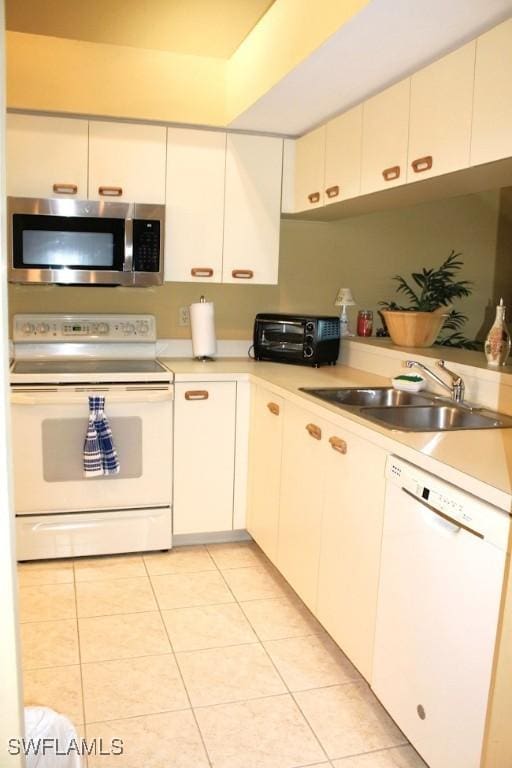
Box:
[386,456,510,548]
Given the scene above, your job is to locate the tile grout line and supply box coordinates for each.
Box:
[141,552,216,768]
[71,560,88,761]
[213,551,331,768]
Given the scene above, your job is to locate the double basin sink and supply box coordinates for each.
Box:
[299,387,512,432]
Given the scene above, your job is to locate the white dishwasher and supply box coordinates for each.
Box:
[372,456,510,768]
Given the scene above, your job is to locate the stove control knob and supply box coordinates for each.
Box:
[136,320,150,335]
[124,323,135,335]
[97,323,109,335]
[22,323,35,335]
[37,323,50,335]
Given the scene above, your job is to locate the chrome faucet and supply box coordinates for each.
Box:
[404,359,465,403]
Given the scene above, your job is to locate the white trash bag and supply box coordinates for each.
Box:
[23,707,82,767]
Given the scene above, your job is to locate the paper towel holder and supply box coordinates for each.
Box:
[194,295,214,362]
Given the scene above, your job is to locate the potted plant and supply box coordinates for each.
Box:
[380,251,475,348]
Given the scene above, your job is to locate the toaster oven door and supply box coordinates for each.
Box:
[256,320,306,360]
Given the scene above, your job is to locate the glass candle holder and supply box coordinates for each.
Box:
[357,310,373,337]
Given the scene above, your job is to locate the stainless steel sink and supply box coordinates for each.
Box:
[360,404,512,432]
[300,387,433,408]
[299,386,512,432]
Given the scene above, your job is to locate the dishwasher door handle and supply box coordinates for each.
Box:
[401,486,484,540]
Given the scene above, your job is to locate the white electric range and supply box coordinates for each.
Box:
[11,314,174,560]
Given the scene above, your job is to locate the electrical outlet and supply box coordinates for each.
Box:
[179,306,190,327]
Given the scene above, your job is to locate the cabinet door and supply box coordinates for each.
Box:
[7,114,88,199]
[407,42,475,182]
[222,134,283,285]
[317,424,386,681]
[165,128,225,282]
[277,403,327,610]
[88,121,166,204]
[324,105,362,203]
[294,126,325,211]
[361,79,410,194]
[471,19,512,166]
[173,382,236,535]
[246,387,284,561]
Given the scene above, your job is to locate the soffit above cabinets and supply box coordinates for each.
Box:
[5,0,276,59]
[229,0,512,135]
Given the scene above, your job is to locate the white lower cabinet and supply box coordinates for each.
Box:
[316,428,386,681]
[246,386,284,562]
[277,403,330,611]
[249,393,387,681]
[173,382,236,535]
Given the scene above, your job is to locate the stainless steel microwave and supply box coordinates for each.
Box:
[8,197,165,287]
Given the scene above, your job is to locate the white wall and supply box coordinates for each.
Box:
[0,0,25,762]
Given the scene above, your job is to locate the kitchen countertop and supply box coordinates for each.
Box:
[160,357,512,511]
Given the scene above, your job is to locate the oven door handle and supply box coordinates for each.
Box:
[11,388,174,406]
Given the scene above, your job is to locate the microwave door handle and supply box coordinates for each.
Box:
[124,217,133,272]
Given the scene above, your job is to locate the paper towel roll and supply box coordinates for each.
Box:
[190,299,217,358]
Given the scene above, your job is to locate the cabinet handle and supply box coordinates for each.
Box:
[411,156,433,174]
[184,390,209,400]
[52,183,78,195]
[329,436,347,454]
[267,402,280,416]
[382,166,400,182]
[98,186,123,197]
[308,192,320,204]
[191,268,214,278]
[232,269,254,280]
[325,185,339,199]
[306,423,322,440]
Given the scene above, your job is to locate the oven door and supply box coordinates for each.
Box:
[11,384,173,515]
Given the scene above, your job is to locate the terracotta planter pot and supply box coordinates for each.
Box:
[380,310,447,348]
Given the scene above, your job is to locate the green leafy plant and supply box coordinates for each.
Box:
[380,251,477,349]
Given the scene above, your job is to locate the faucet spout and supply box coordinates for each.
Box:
[404,359,465,403]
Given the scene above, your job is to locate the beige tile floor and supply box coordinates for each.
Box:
[18,542,428,768]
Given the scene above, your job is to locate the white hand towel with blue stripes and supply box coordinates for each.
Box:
[83,395,120,478]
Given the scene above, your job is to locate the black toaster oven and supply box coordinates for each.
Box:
[253,313,340,367]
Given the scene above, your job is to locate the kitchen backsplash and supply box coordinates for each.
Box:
[8,189,511,341]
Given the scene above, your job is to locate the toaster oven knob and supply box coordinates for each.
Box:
[306,322,315,333]
[305,335,314,345]
[304,346,314,358]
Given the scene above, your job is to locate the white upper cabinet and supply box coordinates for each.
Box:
[361,79,410,194]
[324,105,362,203]
[7,114,88,199]
[88,121,166,204]
[407,42,475,182]
[471,18,512,167]
[222,133,283,285]
[165,128,226,283]
[294,126,326,211]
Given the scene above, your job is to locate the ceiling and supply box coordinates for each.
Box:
[230,0,512,134]
[5,0,276,59]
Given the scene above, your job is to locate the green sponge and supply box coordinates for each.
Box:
[393,374,424,382]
